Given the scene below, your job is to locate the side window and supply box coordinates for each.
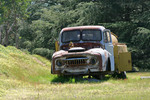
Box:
[104,31,111,43]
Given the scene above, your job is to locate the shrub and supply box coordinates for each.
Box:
[32,48,54,59]
[22,41,32,49]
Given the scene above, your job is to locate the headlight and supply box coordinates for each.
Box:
[90,57,97,65]
[56,60,64,67]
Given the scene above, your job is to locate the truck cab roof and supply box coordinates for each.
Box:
[61,26,105,32]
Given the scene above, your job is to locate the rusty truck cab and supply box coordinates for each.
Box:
[59,26,106,51]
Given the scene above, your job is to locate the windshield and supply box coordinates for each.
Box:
[82,30,101,41]
[62,30,80,43]
[61,29,101,43]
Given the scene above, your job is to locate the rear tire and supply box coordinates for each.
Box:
[112,71,127,79]
[120,71,127,79]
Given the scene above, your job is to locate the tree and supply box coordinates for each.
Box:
[1,0,149,68]
[0,0,31,47]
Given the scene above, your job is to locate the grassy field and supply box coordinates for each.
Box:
[0,45,150,100]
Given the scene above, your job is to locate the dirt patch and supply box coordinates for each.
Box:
[141,76,150,79]
[32,57,47,67]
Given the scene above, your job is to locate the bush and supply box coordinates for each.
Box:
[22,41,32,49]
[32,48,54,59]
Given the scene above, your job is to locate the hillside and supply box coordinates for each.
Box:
[0,45,150,100]
[0,45,54,98]
[0,45,53,83]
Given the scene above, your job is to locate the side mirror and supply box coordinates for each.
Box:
[55,41,59,51]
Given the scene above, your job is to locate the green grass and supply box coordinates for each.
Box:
[0,45,150,100]
[0,45,53,83]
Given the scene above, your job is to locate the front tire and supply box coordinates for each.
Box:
[106,59,111,71]
[92,74,105,80]
[51,65,53,74]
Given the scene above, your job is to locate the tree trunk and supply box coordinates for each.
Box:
[0,25,3,44]
[0,31,1,44]
[3,23,15,46]
[14,1,18,48]
[15,33,19,48]
[4,30,9,46]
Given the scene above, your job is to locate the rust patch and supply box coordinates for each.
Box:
[52,57,61,74]
[95,54,102,71]
[52,49,103,74]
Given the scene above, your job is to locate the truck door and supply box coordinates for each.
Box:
[103,30,115,71]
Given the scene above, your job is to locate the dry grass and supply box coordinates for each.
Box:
[1,72,150,100]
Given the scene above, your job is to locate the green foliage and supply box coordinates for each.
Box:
[32,48,54,59]
[22,41,32,49]
[0,0,31,46]
[1,0,150,69]
[130,27,150,69]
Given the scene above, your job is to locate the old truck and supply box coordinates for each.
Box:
[51,26,132,79]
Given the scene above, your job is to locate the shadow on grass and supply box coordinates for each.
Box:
[51,75,112,83]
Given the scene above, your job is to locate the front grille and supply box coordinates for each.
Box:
[65,57,88,66]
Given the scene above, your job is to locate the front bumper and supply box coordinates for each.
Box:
[52,52,103,75]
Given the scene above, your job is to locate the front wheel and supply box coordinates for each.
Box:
[92,74,105,80]
[51,65,53,74]
[106,59,111,71]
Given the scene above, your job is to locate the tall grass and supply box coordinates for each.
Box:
[0,45,53,83]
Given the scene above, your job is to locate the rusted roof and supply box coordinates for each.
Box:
[62,26,105,31]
